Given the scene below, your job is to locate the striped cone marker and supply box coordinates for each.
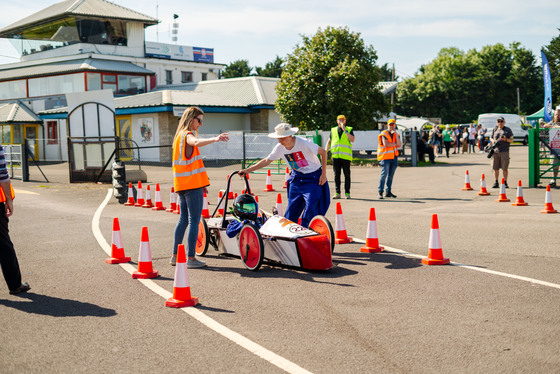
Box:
[174,203,180,215]
[142,185,154,208]
[201,192,210,218]
[360,208,384,253]
[283,167,290,188]
[275,193,284,216]
[134,181,145,207]
[540,185,558,213]
[495,178,510,202]
[166,187,176,212]
[462,170,473,190]
[132,227,159,279]
[217,191,224,216]
[255,195,262,220]
[511,180,528,206]
[152,183,166,210]
[105,218,131,264]
[263,169,275,192]
[124,183,135,206]
[477,174,491,196]
[334,202,353,244]
[421,214,450,265]
[166,244,198,308]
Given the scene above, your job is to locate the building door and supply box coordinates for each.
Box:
[116,115,133,161]
[24,125,38,160]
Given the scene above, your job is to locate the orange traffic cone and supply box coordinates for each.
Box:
[462,170,473,190]
[255,195,262,220]
[217,191,224,216]
[152,183,166,210]
[422,214,450,265]
[540,185,558,213]
[142,185,154,208]
[495,178,510,202]
[275,193,284,216]
[124,183,135,206]
[174,203,180,215]
[166,187,176,213]
[263,169,275,192]
[360,208,384,253]
[477,174,490,196]
[334,202,353,244]
[134,181,145,207]
[166,244,199,308]
[201,192,210,218]
[105,218,131,263]
[132,227,159,279]
[298,217,302,225]
[511,180,528,206]
[283,167,290,188]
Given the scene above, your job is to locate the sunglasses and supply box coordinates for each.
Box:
[497,120,504,123]
[194,117,203,124]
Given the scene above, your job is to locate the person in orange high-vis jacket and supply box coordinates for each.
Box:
[377,119,402,199]
[0,144,30,295]
[170,107,229,268]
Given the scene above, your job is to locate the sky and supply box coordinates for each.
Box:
[0,0,559,80]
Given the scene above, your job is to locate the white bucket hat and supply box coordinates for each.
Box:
[268,123,299,138]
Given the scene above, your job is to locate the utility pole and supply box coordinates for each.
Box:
[517,87,520,115]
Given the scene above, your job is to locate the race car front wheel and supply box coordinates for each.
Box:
[239,223,264,271]
[309,215,335,253]
[195,218,209,256]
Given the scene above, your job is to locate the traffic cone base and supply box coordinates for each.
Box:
[132,269,159,279]
[360,244,384,253]
[106,256,131,264]
[166,296,199,308]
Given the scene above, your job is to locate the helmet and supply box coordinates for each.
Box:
[233,194,258,221]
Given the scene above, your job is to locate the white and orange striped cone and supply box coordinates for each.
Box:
[152,183,166,210]
[255,195,262,220]
[142,185,154,208]
[217,191,224,216]
[201,192,210,218]
[174,203,180,215]
[105,218,131,264]
[275,193,284,216]
[134,181,145,207]
[540,185,558,213]
[477,174,491,196]
[132,227,159,279]
[166,244,199,308]
[421,214,450,265]
[495,178,510,202]
[360,208,384,253]
[263,169,275,192]
[334,202,353,244]
[124,182,135,206]
[166,187,177,213]
[512,180,528,206]
[462,170,473,191]
[283,167,290,188]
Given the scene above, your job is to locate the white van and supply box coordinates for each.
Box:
[477,113,530,145]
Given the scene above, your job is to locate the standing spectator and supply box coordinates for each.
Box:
[0,145,30,295]
[477,125,487,152]
[543,105,560,187]
[326,115,354,199]
[453,126,461,154]
[428,126,441,157]
[442,125,453,158]
[170,106,229,267]
[377,119,402,199]
[461,127,469,153]
[490,116,514,188]
[417,132,435,164]
[468,124,477,153]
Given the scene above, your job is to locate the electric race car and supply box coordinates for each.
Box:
[195,171,335,271]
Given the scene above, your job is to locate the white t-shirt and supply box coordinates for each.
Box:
[267,137,321,174]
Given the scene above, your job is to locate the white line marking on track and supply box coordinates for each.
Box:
[92,189,313,374]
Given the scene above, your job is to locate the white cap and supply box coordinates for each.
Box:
[268,123,299,138]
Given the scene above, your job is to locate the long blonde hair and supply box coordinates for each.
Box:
[175,106,204,138]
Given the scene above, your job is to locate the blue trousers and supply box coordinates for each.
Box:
[378,157,398,194]
[173,188,203,257]
[286,169,330,227]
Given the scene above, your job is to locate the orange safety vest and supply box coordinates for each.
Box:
[172,131,210,192]
[377,130,399,161]
[0,183,15,203]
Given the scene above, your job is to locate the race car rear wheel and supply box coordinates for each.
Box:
[239,223,264,271]
[309,215,335,253]
[195,218,209,256]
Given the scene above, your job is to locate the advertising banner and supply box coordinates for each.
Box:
[542,50,553,123]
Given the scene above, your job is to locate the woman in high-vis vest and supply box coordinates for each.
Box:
[170,107,229,268]
[377,119,401,199]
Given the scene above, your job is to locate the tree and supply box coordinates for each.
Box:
[543,29,560,106]
[222,60,252,78]
[275,26,389,130]
[378,63,398,81]
[255,56,284,78]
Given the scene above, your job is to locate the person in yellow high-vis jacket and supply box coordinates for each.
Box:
[0,144,30,295]
[377,119,401,199]
[326,115,355,199]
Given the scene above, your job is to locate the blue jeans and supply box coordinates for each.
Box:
[378,157,398,194]
[173,188,203,257]
[286,168,330,227]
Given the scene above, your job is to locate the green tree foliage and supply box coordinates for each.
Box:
[543,29,560,105]
[275,26,389,130]
[222,59,252,78]
[395,43,541,123]
[255,56,284,78]
[378,63,398,81]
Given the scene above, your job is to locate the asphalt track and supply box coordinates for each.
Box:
[2,146,560,373]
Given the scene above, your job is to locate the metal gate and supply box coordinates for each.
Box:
[528,127,560,187]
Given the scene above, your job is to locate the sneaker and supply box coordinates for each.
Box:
[492,181,499,188]
[333,193,341,199]
[187,259,207,268]
[345,193,351,199]
[385,192,397,198]
[377,193,384,200]
[170,255,177,266]
[9,282,30,295]
[504,181,509,189]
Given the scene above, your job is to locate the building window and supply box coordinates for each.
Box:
[181,71,193,83]
[201,72,208,81]
[47,121,58,144]
[165,70,173,85]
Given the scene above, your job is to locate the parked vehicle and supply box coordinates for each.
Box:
[477,113,531,145]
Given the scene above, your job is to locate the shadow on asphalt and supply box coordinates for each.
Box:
[0,293,117,317]
[334,251,422,270]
